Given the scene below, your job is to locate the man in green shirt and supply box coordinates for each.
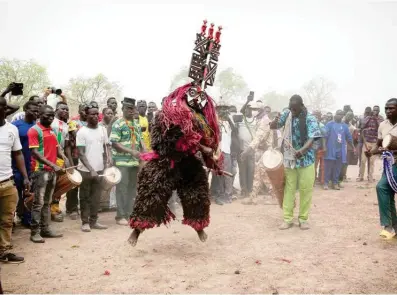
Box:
[110,97,142,226]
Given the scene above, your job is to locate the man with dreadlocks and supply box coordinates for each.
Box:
[128,21,224,246]
[270,95,322,230]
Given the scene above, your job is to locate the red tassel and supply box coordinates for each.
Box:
[215,26,222,43]
[207,23,214,40]
[201,20,207,36]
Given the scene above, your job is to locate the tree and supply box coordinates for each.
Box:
[303,77,336,111]
[0,58,50,103]
[214,67,248,105]
[260,91,290,112]
[64,73,122,107]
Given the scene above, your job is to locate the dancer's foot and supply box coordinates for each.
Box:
[197,230,207,242]
[128,229,142,247]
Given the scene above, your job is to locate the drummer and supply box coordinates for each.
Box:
[28,105,70,243]
[76,103,111,232]
[50,101,73,222]
[270,95,322,230]
[369,98,397,239]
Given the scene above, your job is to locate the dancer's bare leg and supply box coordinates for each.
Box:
[196,229,207,242]
[128,228,144,247]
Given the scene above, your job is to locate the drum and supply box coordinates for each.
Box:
[382,134,397,150]
[101,167,122,191]
[262,149,285,208]
[53,169,82,201]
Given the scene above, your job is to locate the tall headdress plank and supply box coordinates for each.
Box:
[188,20,222,90]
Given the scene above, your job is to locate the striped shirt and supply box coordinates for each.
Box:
[110,118,142,167]
[363,116,383,143]
[28,123,58,171]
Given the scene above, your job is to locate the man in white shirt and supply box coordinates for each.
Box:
[76,104,111,232]
[0,96,30,263]
[368,98,397,239]
[211,107,234,205]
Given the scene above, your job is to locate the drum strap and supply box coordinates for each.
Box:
[382,151,397,193]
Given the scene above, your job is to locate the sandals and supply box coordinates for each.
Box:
[379,229,396,240]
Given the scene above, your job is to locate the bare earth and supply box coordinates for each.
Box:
[3,162,397,294]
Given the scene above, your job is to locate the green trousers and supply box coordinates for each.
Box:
[283,164,315,223]
[376,165,397,227]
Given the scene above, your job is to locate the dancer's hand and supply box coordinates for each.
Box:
[130,150,141,158]
[295,149,304,158]
[364,149,372,157]
[269,113,280,129]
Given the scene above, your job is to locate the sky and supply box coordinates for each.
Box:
[1,0,397,112]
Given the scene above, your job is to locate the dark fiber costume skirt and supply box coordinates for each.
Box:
[129,155,210,231]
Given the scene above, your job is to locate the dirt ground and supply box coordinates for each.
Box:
[3,161,397,294]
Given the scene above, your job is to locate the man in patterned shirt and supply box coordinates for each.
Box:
[110,97,143,226]
[270,95,322,230]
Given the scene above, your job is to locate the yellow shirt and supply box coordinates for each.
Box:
[139,115,151,150]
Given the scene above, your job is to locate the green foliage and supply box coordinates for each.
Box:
[0,58,50,104]
[215,67,248,105]
[65,73,122,107]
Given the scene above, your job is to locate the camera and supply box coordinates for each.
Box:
[216,105,231,119]
[233,114,243,123]
[11,82,23,96]
[49,87,62,95]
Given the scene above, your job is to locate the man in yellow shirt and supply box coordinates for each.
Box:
[137,100,150,151]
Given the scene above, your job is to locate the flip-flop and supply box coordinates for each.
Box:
[379,229,396,240]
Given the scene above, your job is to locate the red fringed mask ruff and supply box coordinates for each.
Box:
[161,83,221,153]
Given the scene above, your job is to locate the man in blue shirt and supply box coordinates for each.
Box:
[12,101,39,226]
[324,110,355,190]
[270,95,322,230]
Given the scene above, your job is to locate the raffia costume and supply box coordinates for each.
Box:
[128,21,224,245]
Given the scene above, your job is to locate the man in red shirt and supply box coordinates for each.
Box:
[28,105,70,243]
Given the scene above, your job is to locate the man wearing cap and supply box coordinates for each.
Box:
[110,97,143,226]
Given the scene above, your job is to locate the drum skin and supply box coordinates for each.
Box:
[101,167,122,191]
[262,149,285,208]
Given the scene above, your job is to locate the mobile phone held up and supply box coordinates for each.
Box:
[11,83,23,96]
[248,91,254,102]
